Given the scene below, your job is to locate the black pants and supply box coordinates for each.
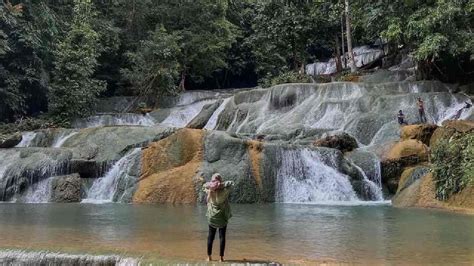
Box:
[207,225,227,257]
[419,109,427,123]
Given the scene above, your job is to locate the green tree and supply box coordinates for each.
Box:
[49,0,105,121]
[156,1,236,90]
[0,1,54,122]
[122,26,181,98]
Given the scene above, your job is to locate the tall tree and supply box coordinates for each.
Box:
[345,0,357,73]
[48,0,105,121]
[122,26,181,98]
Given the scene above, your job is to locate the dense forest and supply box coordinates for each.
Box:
[0,0,472,124]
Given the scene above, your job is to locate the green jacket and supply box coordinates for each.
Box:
[203,181,234,228]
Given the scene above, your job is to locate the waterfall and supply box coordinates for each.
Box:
[306,46,383,76]
[204,97,232,130]
[15,132,37,147]
[0,250,139,266]
[350,161,383,201]
[74,113,156,128]
[52,131,78,148]
[82,148,141,203]
[15,177,53,203]
[275,148,358,203]
[161,100,215,128]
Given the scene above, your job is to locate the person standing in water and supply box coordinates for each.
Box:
[417,97,427,123]
[203,173,234,262]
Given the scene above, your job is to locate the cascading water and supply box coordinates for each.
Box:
[14,177,53,203]
[82,148,141,203]
[74,113,156,128]
[204,98,232,130]
[349,161,383,201]
[306,46,383,76]
[161,99,215,128]
[15,132,37,147]
[275,148,358,203]
[52,131,78,148]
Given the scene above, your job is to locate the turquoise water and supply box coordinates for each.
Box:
[0,203,473,264]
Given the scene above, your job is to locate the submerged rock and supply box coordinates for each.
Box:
[313,133,358,153]
[0,132,22,148]
[51,174,82,203]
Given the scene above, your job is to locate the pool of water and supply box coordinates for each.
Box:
[0,203,473,264]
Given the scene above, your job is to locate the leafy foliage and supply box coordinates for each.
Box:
[48,0,105,120]
[432,133,474,200]
[1,0,473,124]
[260,71,312,88]
[122,26,181,97]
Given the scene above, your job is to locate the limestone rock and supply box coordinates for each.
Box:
[442,120,474,133]
[51,174,82,203]
[133,128,204,204]
[0,132,22,148]
[430,120,474,148]
[381,155,421,194]
[385,139,429,161]
[400,124,438,145]
[313,133,358,153]
[202,131,261,203]
[186,100,222,129]
[396,166,431,194]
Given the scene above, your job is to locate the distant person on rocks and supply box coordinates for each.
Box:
[203,173,234,262]
[454,101,472,119]
[417,97,427,123]
[397,110,408,125]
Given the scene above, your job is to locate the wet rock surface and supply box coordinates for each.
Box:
[313,133,358,153]
[0,132,22,148]
[51,174,82,203]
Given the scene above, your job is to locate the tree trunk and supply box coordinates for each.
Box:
[179,71,186,91]
[335,35,342,73]
[341,13,346,68]
[345,0,357,73]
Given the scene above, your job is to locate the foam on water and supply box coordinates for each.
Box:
[0,250,139,266]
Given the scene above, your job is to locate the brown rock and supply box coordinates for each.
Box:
[313,133,358,153]
[441,120,474,133]
[381,155,421,194]
[431,120,474,148]
[400,124,438,145]
[392,173,474,213]
[133,128,204,203]
[385,139,429,161]
[247,140,263,189]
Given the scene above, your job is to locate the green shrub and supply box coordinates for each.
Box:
[0,116,64,135]
[260,71,312,88]
[432,133,474,200]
